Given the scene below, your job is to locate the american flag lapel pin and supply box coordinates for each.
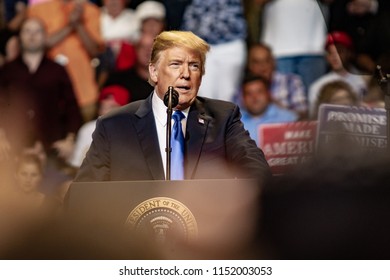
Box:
[198,118,205,124]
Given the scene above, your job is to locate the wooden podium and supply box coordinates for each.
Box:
[66,179,261,259]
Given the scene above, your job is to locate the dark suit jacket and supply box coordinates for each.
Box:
[75,93,270,181]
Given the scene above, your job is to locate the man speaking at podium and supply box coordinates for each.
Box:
[75,31,270,182]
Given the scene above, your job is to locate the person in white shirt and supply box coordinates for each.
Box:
[308,31,368,118]
[100,0,139,43]
[260,0,329,91]
[97,0,140,86]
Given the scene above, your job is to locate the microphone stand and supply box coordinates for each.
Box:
[375,65,390,153]
[164,86,179,180]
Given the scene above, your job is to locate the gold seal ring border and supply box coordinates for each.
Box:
[125,197,198,241]
[135,208,188,236]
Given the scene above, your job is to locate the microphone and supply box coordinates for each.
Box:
[164,86,179,180]
[163,86,179,109]
[375,65,387,85]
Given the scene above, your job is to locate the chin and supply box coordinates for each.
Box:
[178,97,196,109]
[176,104,188,111]
[249,109,265,116]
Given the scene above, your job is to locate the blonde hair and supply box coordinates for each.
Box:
[314,80,358,119]
[150,31,210,75]
[317,80,358,105]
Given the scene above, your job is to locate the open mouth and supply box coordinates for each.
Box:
[176,86,191,91]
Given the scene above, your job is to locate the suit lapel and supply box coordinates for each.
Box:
[134,94,165,180]
[185,99,210,179]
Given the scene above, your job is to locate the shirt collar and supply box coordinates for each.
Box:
[152,91,189,127]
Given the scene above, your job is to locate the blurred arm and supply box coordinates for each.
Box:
[225,105,271,182]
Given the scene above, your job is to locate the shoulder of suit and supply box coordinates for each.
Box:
[196,96,237,109]
[192,97,239,123]
[99,99,145,120]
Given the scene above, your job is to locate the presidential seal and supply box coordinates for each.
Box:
[125,197,198,244]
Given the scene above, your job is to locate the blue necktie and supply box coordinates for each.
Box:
[171,111,185,180]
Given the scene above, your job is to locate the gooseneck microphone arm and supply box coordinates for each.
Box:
[164,86,179,180]
[375,65,390,152]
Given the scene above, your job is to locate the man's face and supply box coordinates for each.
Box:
[248,46,274,80]
[326,44,351,72]
[141,18,165,38]
[20,19,46,53]
[242,80,271,116]
[136,34,154,69]
[149,46,202,110]
[99,95,122,116]
[15,162,42,193]
[104,0,125,17]
[328,89,356,106]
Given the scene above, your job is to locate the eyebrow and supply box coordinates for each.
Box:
[168,58,183,63]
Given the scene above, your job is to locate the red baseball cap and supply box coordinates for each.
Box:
[325,31,354,50]
[99,85,130,106]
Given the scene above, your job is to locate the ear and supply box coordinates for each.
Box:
[149,63,158,84]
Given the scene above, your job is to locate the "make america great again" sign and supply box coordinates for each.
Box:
[259,121,317,175]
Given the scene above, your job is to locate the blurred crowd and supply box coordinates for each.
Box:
[1,0,390,259]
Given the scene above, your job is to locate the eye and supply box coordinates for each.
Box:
[189,63,200,71]
[169,61,181,68]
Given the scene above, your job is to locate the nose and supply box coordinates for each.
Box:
[181,65,190,79]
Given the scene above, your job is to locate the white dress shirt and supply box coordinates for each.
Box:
[100,8,140,43]
[152,92,189,178]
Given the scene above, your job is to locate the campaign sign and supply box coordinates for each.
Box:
[259,121,318,175]
[316,104,387,155]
